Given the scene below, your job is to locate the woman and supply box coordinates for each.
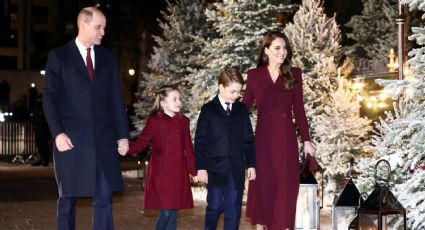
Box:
[243,31,316,230]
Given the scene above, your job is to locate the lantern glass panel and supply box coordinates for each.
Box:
[295,184,318,229]
[359,214,405,230]
[382,215,405,230]
[359,214,378,230]
[332,206,356,230]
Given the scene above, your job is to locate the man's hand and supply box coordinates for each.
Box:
[117,139,129,156]
[197,170,208,184]
[55,133,74,152]
[247,167,256,181]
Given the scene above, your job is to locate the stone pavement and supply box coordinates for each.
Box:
[0,161,331,230]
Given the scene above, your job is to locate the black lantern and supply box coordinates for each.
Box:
[347,192,368,230]
[295,154,320,229]
[348,214,359,230]
[332,159,363,230]
[348,214,377,230]
[357,159,406,230]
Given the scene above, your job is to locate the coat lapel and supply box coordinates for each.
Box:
[213,96,232,118]
[93,45,102,83]
[68,40,92,84]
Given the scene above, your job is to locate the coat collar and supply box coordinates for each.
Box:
[156,111,183,120]
[212,95,238,117]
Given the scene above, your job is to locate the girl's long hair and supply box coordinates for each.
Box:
[257,31,295,90]
[149,85,179,116]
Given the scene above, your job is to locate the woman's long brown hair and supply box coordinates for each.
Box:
[257,31,295,90]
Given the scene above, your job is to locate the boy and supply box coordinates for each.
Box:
[195,67,256,230]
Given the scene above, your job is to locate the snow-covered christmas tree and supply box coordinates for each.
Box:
[357,0,425,228]
[284,0,341,128]
[284,0,374,208]
[314,73,372,205]
[345,0,397,73]
[186,0,296,132]
[133,0,212,131]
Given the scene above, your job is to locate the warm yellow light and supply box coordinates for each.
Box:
[379,93,387,100]
[353,82,364,89]
[367,101,373,108]
[404,64,412,79]
[128,69,135,76]
[370,96,377,101]
[377,102,387,108]
[357,95,364,102]
[145,161,148,165]
[387,48,399,72]
[137,160,141,165]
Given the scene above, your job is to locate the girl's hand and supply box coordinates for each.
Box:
[197,170,208,184]
[304,141,316,157]
[247,167,256,181]
[191,175,199,183]
[117,139,129,156]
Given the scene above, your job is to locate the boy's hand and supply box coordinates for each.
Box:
[197,170,208,183]
[191,175,199,183]
[247,167,256,181]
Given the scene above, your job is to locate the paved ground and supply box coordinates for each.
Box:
[0,160,331,230]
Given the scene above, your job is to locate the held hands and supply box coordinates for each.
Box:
[55,133,74,152]
[117,139,129,156]
[195,168,256,183]
[247,167,256,181]
[304,141,316,157]
[196,170,208,184]
[191,174,199,183]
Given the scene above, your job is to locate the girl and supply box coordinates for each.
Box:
[126,85,197,230]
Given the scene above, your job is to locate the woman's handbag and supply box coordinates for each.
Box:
[300,153,319,177]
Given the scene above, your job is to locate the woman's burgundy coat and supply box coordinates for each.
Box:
[243,67,311,230]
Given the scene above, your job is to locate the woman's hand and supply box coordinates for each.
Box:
[304,141,316,157]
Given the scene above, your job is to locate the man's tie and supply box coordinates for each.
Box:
[225,102,231,116]
[86,48,94,80]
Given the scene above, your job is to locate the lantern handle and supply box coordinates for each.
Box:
[374,159,391,184]
[348,158,354,178]
[358,192,367,208]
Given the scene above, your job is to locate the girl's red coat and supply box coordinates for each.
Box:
[128,112,196,210]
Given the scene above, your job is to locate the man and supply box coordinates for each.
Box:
[43,7,129,230]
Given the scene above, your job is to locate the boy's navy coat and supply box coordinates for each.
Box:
[195,96,255,190]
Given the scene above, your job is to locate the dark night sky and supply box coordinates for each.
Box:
[0,0,363,70]
[55,0,363,49]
